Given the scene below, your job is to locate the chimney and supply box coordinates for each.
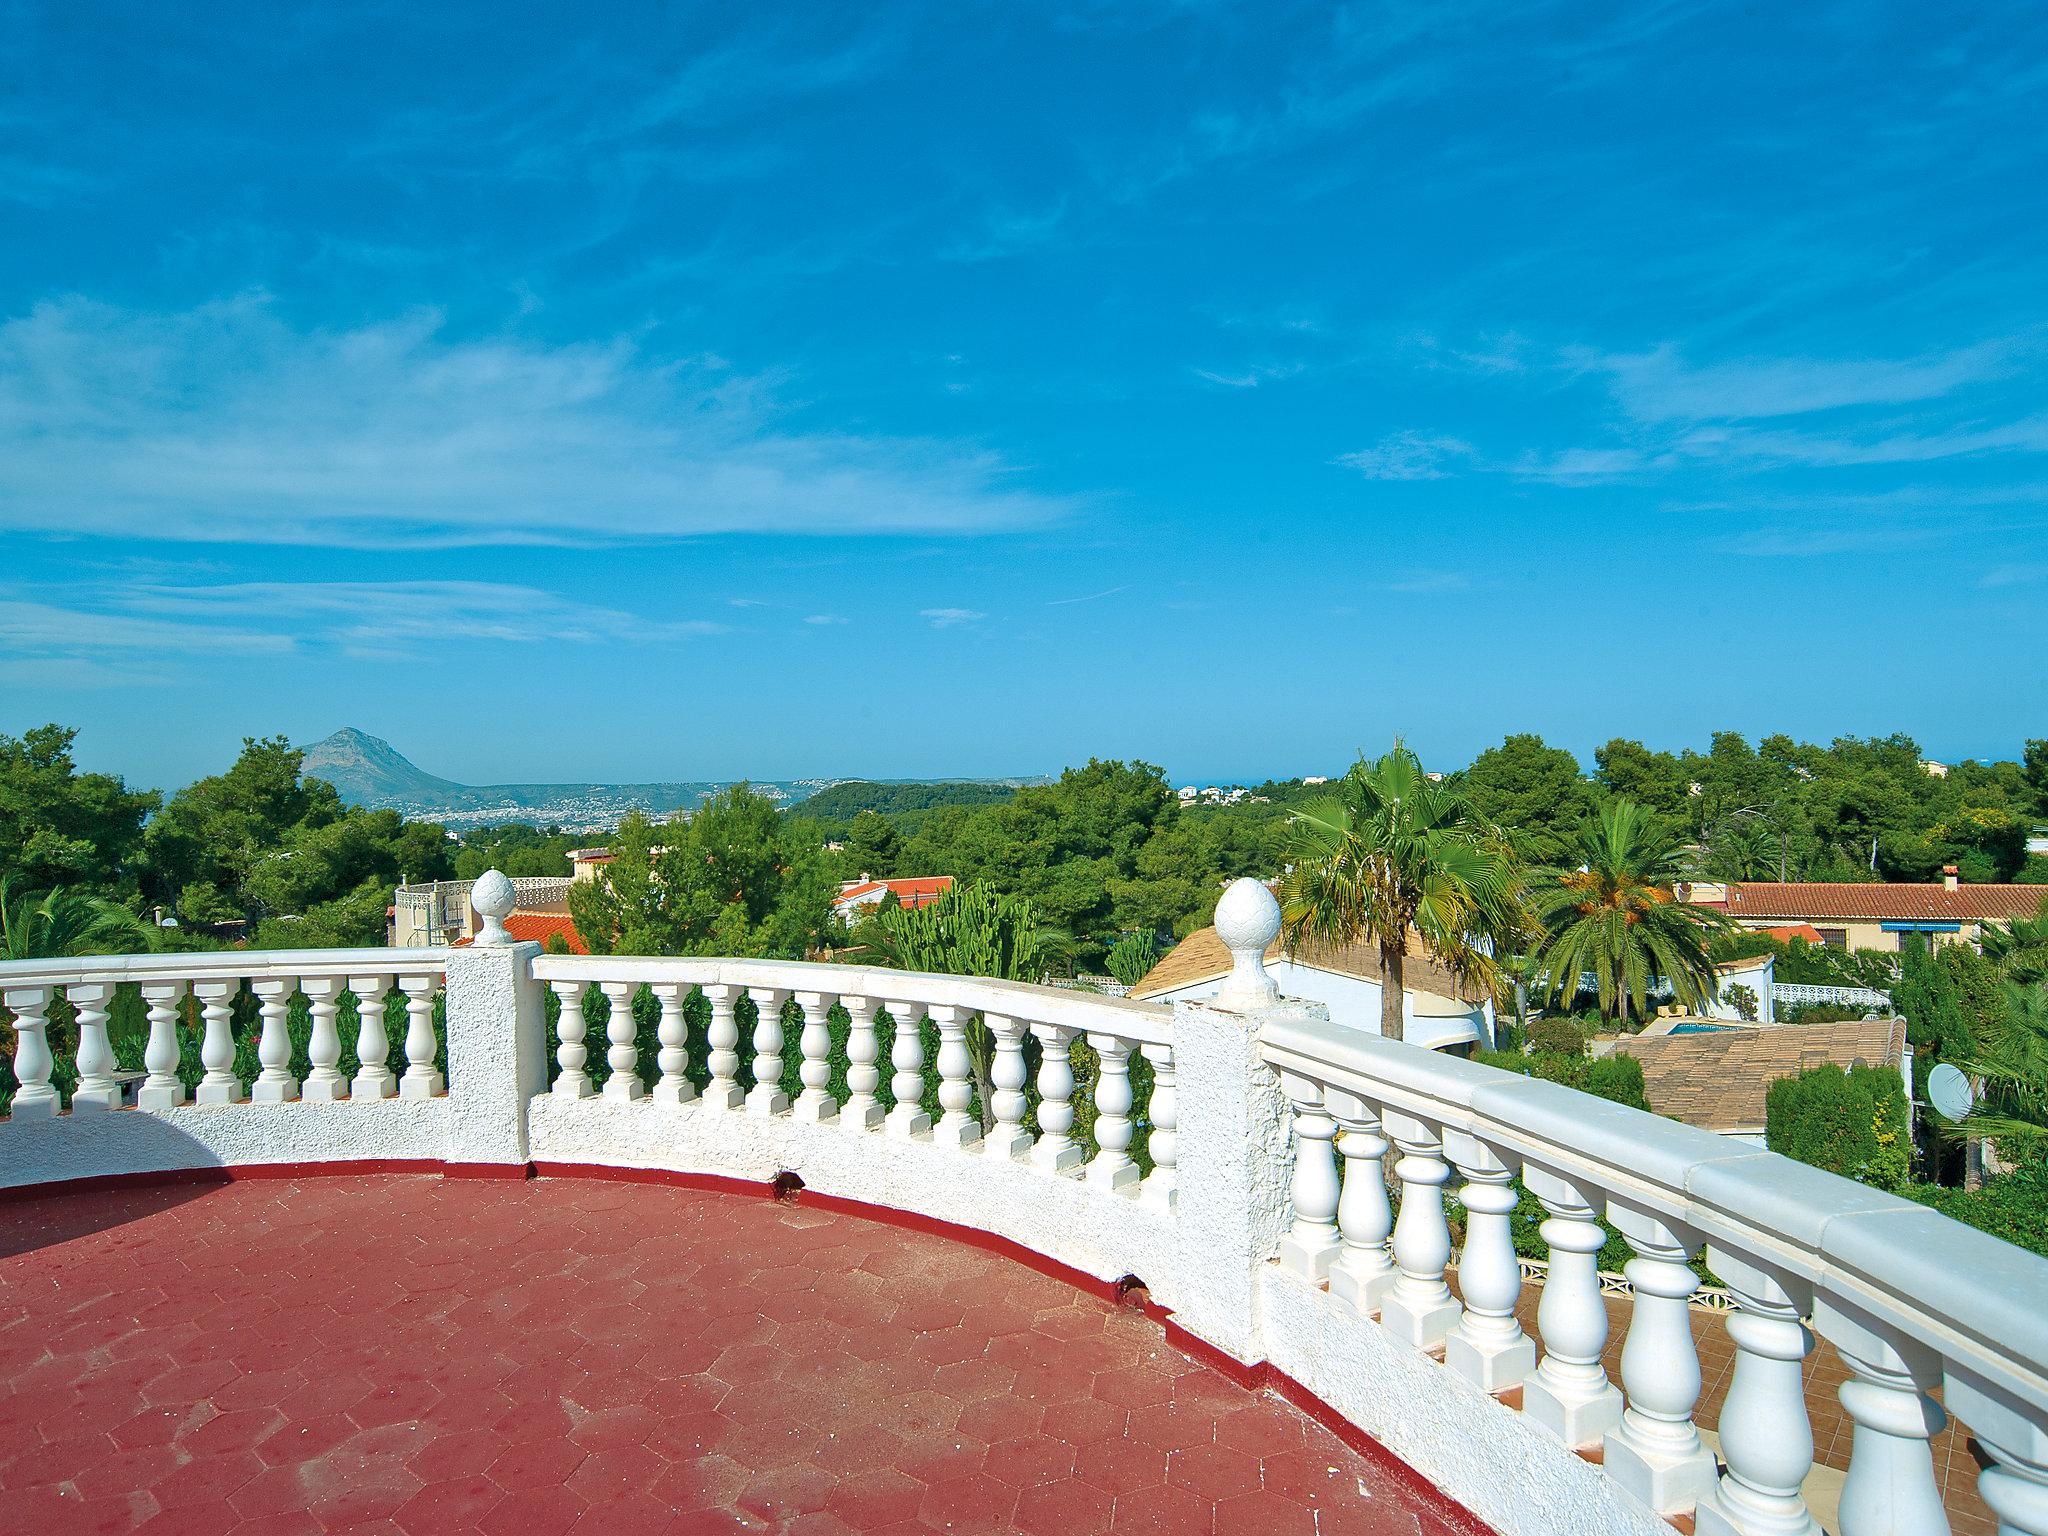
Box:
[1942,864,1959,892]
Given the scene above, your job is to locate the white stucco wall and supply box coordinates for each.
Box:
[1706,954,1775,1024]
[1145,961,1493,1051]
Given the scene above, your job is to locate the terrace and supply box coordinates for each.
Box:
[2,873,2044,1536]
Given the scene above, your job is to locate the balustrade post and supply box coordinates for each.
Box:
[702,984,743,1109]
[65,980,121,1110]
[1086,1032,1138,1190]
[1324,1088,1396,1316]
[193,979,244,1105]
[794,991,839,1122]
[551,980,593,1099]
[601,981,644,1101]
[1378,1108,1462,1348]
[137,980,188,1111]
[885,1004,931,1138]
[348,975,396,1099]
[250,976,300,1104]
[931,1005,981,1148]
[745,987,789,1115]
[1812,1298,1949,1536]
[1520,1166,1623,1449]
[982,1014,1033,1158]
[300,976,349,1102]
[398,976,442,1098]
[1029,1023,1082,1171]
[1139,1042,1176,1205]
[1277,1072,1341,1279]
[1443,1130,1534,1393]
[652,983,696,1105]
[841,996,884,1128]
[1603,1207,1717,1517]
[1695,1253,1820,1536]
[3,986,59,1119]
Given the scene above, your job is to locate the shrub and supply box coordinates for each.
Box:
[1765,1063,1911,1193]
[1903,1153,2048,1260]
[1528,1017,1587,1057]
[1724,983,1758,1022]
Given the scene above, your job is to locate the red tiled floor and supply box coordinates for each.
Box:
[0,1176,1468,1534]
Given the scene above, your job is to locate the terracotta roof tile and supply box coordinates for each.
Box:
[1727,881,2045,922]
[1611,1017,1905,1133]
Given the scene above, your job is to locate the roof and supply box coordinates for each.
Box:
[1130,926,1490,1004]
[453,910,588,953]
[1761,923,1827,945]
[1612,1017,1906,1133]
[1727,881,2046,923]
[832,876,955,911]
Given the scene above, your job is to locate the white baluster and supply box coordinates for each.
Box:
[794,991,839,1122]
[601,981,644,1101]
[3,986,59,1119]
[702,984,743,1108]
[932,1005,981,1148]
[1443,1130,1534,1394]
[192,979,244,1105]
[1324,1088,1396,1317]
[840,996,884,1128]
[137,979,187,1111]
[1696,1255,1820,1536]
[1086,1032,1138,1191]
[982,1014,1033,1158]
[1520,1166,1623,1449]
[1603,1209,1717,1517]
[1029,1022,1081,1171]
[66,981,120,1110]
[300,976,349,1102]
[1277,1072,1341,1278]
[652,983,696,1105]
[249,976,300,1104]
[745,987,789,1115]
[1379,1109,1462,1348]
[1814,1304,1948,1536]
[885,1004,931,1138]
[398,975,442,1098]
[1977,1434,2048,1536]
[1139,1042,1175,1205]
[348,974,396,1100]
[551,980,593,1099]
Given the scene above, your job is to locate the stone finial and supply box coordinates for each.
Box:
[1212,877,1282,1012]
[472,869,516,946]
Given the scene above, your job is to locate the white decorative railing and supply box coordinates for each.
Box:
[2,872,2044,1536]
[1772,981,1893,1013]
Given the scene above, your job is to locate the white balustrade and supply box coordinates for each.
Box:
[746,987,789,1115]
[1695,1256,1820,1536]
[551,980,593,1099]
[841,995,884,1128]
[349,975,396,1100]
[885,1004,930,1137]
[1324,1088,1396,1317]
[193,978,243,1104]
[983,1013,1033,1158]
[250,976,300,1104]
[399,975,442,1098]
[794,991,838,1122]
[932,1004,980,1149]
[1814,1304,1949,1536]
[1140,1041,1175,1205]
[3,985,58,1119]
[1379,1109,1462,1348]
[1520,1166,1623,1449]
[1029,1022,1082,1171]
[1086,1031,1138,1191]
[652,983,696,1105]
[67,980,120,1111]
[1603,1209,1717,1516]
[1277,1071,1341,1279]
[703,983,744,1108]
[1443,1130,1534,1394]
[601,980,644,1101]
[138,980,187,1111]
[301,976,349,1102]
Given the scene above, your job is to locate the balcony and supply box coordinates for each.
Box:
[2,876,2043,1536]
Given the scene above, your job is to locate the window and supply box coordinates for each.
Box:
[1818,927,1847,950]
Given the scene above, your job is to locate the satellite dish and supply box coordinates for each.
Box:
[1927,1063,1976,1124]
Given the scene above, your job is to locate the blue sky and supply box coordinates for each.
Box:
[4,1,2046,790]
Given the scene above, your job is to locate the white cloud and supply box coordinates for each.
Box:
[804,613,847,625]
[1571,338,2019,423]
[1333,432,1475,481]
[1192,361,1306,389]
[0,295,1079,548]
[919,607,985,628]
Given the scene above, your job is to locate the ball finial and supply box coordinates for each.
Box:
[472,869,516,946]
[1213,877,1281,1011]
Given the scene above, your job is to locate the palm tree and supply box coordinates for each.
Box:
[1281,744,1523,1044]
[1531,800,1726,1029]
[1952,982,2048,1150]
[1982,894,2048,988]
[0,875,154,961]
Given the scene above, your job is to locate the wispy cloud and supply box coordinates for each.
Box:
[1192,361,1306,389]
[0,296,1080,549]
[919,607,985,628]
[1333,432,1475,481]
[1046,585,1129,606]
[804,613,848,625]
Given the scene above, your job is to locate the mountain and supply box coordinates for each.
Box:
[302,727,470,808]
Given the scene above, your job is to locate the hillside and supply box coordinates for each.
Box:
[797,779,1021,821]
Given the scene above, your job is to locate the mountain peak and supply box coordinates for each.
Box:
[302,727,464,806]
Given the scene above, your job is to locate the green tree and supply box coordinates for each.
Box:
[1766,1063,1912,1193]
[0,875,154,960]
[1950,983,2048,1152]
[1459,734,1590,867]
[0,724,158,894]
[842,811,901,877]
[1531,799,1725,1028]
[1105,932,1161,989]
[1984,894,2048,987]
[1282,743,1522,1043]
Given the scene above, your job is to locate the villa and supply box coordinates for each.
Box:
[1682,871,2044,952]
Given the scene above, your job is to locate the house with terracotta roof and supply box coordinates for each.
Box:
[1681,869,2045,954]
[1130,927,1495,1052]
[1609,1017,1908,1143]
[453,911,588,953]
[831,875,956,920]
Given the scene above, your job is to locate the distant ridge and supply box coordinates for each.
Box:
[298,728,1038,833]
